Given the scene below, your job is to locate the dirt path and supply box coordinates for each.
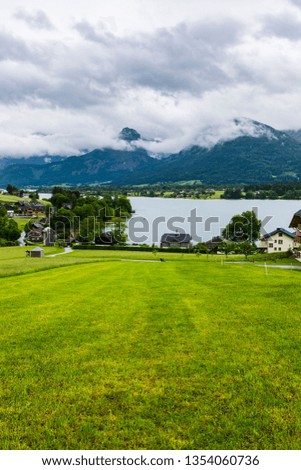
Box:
[47,247,73,257]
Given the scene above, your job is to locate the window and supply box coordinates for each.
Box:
[278,247,281,251]
[278,240,283,245]
[274,247,277,251]
[278,233,283,237]
[274,240,277,243]
[269,243,273,248]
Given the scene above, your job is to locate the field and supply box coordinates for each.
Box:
[0,194,25,203]
[14,218,33,230]
[0,247,300,450]
[0,194,51,205]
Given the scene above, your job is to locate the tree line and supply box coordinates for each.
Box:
[0,206,20,246]
[47,187,132,244]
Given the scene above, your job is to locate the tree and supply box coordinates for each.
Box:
[111,217,127,244]
[6,183,17,195]
[236,241,257,259]
[222,188,243,199]
[29,191,39,201]
[245,191,255,199]
[193,242,209,254]
[0,216,21,243]
[217,241,238,257]
[222,210,261,243]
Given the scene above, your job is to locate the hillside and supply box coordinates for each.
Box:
[0,147,155,186]
[133,131,301,185]
[0,155,66,171]
[1,120,301,186]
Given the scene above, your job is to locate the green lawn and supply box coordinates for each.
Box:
[0,248,300,450]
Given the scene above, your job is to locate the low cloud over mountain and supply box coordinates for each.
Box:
[1,119,301,187]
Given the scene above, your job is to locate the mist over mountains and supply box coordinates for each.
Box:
[1,119,301,187]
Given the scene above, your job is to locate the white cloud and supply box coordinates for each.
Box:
[0,0,301,156]
[261,11,301,40]
[15,8,54,30]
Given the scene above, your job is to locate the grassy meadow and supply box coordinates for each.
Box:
[0,194,24,203]
[14,218,33,231]
[0,194,50,205]
[0,247,300,450]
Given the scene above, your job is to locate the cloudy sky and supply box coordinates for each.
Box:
[1,0,301,156]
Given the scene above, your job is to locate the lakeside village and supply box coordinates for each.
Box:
[1,186,301,259]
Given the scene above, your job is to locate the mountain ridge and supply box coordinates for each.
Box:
[1,120,301,186]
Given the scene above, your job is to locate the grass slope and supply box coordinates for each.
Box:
[0,249,300,449]
[0,194,50,205]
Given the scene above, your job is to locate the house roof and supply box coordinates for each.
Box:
[28,230,43,236]
[161,233,192,243]
[31,247,44,251]
[32,222,44,230]
[261,227,295,240]
[289,209,301,228]
[205,236,224,246]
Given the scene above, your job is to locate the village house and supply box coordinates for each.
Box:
[17,201,46,216]
[260,227,295,253]
[27,230,44,243]
[160,232,192,248]
[204,236,224,253]
[289,210,301,252]
[25,222,44,243]
[289,209,301,231]
[25,223,55,246]
[1,202,14,212]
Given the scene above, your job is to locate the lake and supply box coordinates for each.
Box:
[39,193,52,200]
[127,197,301,245]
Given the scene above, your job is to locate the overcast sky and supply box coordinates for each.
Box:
[1,0,301,156]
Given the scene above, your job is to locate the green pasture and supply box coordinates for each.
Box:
[14,218,32,230]
[0,194,51,205]
[0,194,24,203]
[0,247,300,450]
[204,190,224,199]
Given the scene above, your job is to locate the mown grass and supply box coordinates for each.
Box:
[0,247,107,278]
[70,248,301,265]
[0,248,300,450]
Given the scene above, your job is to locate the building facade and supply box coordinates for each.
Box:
[260,228,295,253]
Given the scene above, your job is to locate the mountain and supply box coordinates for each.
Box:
[119,127,141,142]
[284,129,301,144]
[0,147,155,186]
[0,155,66,171]
[1,120,301,186]
[129,121,301,185]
